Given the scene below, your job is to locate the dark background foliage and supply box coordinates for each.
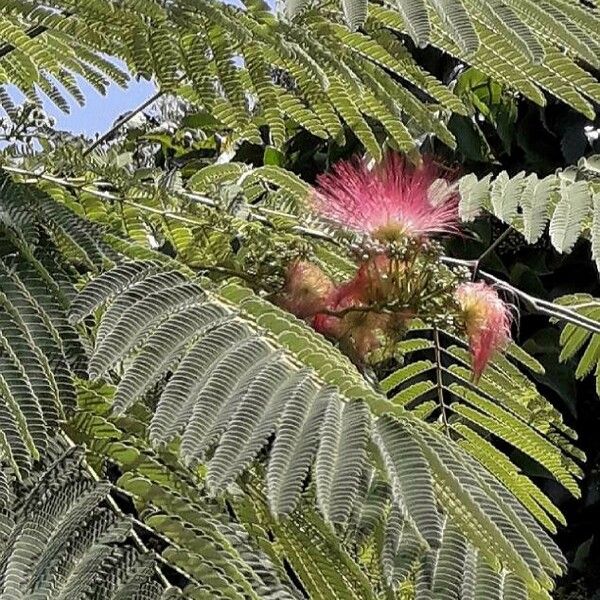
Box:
[442,56,600,597]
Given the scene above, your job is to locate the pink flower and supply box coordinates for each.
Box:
[312,153,459,241]
[277,260,334,319]
[312,255,411,360]
[352,254,406,304]
[455,282,512,380]
[312,281,362,339]
[313,283,386,360]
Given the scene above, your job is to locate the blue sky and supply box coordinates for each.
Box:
[47,77,157,136]
[5,73,157,137]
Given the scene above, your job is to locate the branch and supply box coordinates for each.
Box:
[83,88,165,156]
[471,225,513,280]
[60,433,173,589]
[442,256,600,334]
[1,165,332,240]
[6,164,600,335]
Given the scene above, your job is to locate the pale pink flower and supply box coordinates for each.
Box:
[312,256,408,360]
[455,282,512,380]
[352,254,407,304]
[312,153,459,241]
[277,260,334,319]
[313,282,386,360]
[312,280,362,340]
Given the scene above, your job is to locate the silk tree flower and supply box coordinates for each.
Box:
[312,281,357,339]
[277,260,334,319]
[352,254,406,304]
[311,254,415,360]
[455,282,512,380]
[277,258,387,358]
[312,153,460,241]
[313,282,387,360]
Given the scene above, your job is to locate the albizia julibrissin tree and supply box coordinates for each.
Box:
[1,134,594,598]
[3,0,600,598]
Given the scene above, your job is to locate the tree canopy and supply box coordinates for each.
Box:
[1,1,600,598]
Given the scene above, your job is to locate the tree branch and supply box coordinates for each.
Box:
[60,433,173,588]
[1,165,332,240]
[471,225,513,280]
[5,165,600,335]
[83,88,165,156]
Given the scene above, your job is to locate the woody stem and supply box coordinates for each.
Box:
[471,225,513,281]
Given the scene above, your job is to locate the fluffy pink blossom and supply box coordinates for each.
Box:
[352,254,406,304]
[313,282,386,360]
[311,255,413,360]
[312,153,459,241]
[277,260,334,319]
[312,281,361,339]
[455,282,512,380]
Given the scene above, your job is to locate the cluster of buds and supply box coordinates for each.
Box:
[275,153,513,379]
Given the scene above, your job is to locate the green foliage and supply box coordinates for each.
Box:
[71,384,302,599]
[69,380,385,599]
[0,177,379,598]
[0,135,587,596]
[0,441,177,599]
[0,112,591,595]
[0,0,463,153]
[459,156,600,269]
[290,0,599,68]
[553,294,600,396]
[0,171,108,477]
[3,0,600,159]
[453,67,518,156]
[65,258,567,598]
[382,324,580,530]
[1,1,600,597]
[366,1,600,120]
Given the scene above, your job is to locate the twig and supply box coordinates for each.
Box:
[194,264,258,283]
[316,302,409,319]
[83,88,165,156]
[1,165,332,240]
[471,225,513,280]
[442,256,600,334]
[433,326,450,436]
[123,199,207,227]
